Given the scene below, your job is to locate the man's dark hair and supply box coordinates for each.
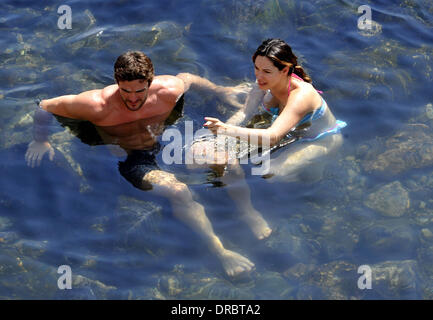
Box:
[114,51,154,85]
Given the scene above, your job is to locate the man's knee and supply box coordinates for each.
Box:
[168,181,192,200]
[143,170,192,200]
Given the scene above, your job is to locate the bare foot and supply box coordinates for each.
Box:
[240,211,272,240]
[218,249,255,277]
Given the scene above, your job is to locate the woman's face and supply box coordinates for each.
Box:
[254,55,287,90]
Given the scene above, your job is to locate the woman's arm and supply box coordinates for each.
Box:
[204,88,314,147]
[226,83,266,126]
[204,117,276,146]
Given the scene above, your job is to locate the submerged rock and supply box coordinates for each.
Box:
[426,103,433,120]
[316,210,360,261]
[14,239,49,259]
[402,171,433,226]
[148,21,191,47]
[158,274,183,297]
[364,181,410,217]
[358,20,382,37]
[418,246,433,296]
[357,220,419,261]
[417,245,433,283]
[324,39,417,100]
[115,195,163,255]
[362,125,433,176]
[157,267,255,300]
[64,20,193,65]
[254,271,295,299]
[56,274,117,300]
[0,250,60,299]
[263,220,321,266]
[370,260,419,299]
[287,259,419,299]
[125,286,166,300]
[50,129,93,193]
[399,0,433,28]
[284,261,362,300]
[0,231,19,245]
[0,100,34,149]
[0,216,13,231]
[325,155,368,203]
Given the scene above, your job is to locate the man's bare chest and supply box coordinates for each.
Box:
[97,111,171,137]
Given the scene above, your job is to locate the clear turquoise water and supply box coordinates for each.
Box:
[0,0,432,299]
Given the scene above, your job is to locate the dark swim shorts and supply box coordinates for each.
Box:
[118,143,161,190]
[117,95,185,190]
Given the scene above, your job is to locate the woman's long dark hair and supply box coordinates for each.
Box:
[252,38,312,83]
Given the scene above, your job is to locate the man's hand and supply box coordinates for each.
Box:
[25,141,55,168]
[176,73,251,109]
[217,83,252,109]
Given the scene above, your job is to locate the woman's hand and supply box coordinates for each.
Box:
[203,117,228,135]
[25,141,55,168]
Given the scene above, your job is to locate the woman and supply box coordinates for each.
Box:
[203,38,346,181]
[180,38,346,241]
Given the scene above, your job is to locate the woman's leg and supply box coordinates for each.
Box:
[267,133,343,182]
[220,161,272,240]
[186,139,272,239]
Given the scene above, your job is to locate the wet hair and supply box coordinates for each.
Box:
[252,38,312,83]
[114,51,154,85]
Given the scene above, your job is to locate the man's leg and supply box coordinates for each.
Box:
[142,169,254,277]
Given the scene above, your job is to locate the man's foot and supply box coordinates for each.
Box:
[240,210,272,240]
[218,249,255,277]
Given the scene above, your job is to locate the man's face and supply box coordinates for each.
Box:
[117,79,149,111]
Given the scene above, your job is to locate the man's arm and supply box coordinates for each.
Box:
[176,73,222,93]
[25,101,55,167]
[40,90,105,121]
[176,73,244,109]
[26,90,104,167]
[33,103,54,142]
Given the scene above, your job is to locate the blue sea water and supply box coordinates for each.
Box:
[0,0,432,299]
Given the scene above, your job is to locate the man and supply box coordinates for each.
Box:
[25,51,254,277]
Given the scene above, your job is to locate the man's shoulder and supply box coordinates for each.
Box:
[152,75,184,102]
[153,75,184,90]
[100,84,118,101]
[77,86,116,121]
